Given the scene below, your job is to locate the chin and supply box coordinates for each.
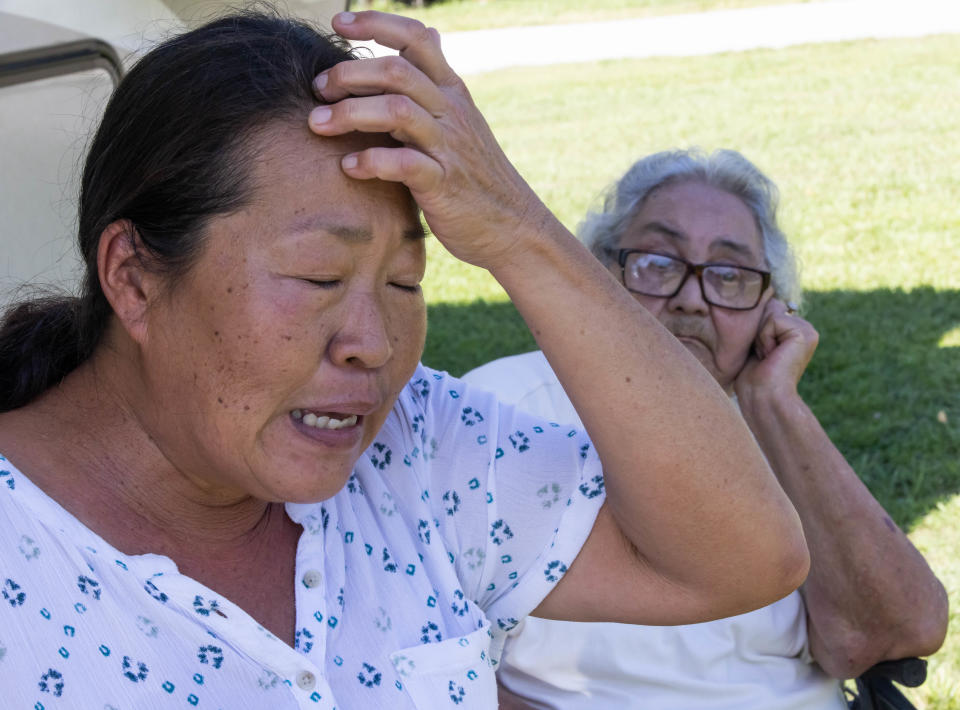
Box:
[265,478,349,505]
[253,455,356,504]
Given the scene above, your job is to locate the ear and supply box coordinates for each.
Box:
[97,219,156,345]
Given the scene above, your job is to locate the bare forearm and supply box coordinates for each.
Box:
[314,10,806,623]
[488,211,807,611]
[738,390,947,676]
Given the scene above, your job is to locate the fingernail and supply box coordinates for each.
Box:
[310,106,331,125]
[313,73,328,92]
[342,154,358,170]
[337,11,355,24]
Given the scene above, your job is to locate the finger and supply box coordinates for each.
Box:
[765,298,790,318]
[792,316,819,351]
[757,328,779,360]
[309,94,443,148]
[754,310,780,359]
[341,146,443,195]
[770,304,812,340]
[314,55,448,116]
[331,11,457,88]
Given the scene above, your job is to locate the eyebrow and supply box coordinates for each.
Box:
[287,215,427,242]
[638,220,757,259]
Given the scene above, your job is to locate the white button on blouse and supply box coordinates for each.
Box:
[296,670,317,691]
[302,569,322,588]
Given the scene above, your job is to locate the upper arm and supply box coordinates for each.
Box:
[534,501,801,626]
[532,502,706,625]
[458,357,807,628]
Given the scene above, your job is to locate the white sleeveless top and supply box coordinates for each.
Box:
[464,351,847,710]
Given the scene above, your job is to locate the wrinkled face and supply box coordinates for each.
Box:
[609,180,772,391]
[137,125,427,503]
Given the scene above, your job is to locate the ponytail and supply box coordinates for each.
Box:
[0,291,110,411]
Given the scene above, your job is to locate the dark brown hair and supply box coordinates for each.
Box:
[0,9,355,411]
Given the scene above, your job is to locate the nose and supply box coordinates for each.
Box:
[328,290,393,369]
[666,270,709,316]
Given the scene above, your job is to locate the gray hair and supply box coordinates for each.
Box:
[579,148,801,306]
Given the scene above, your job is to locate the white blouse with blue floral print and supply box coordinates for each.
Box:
[0,364,605,709]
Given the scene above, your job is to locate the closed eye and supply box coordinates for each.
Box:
[390,282,422,294]
[300,278,341,289]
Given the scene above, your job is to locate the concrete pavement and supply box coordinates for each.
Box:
[351,0,960,75]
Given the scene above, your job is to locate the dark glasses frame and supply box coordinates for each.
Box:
[612,248,772,311]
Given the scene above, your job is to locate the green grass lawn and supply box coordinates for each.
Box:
[417,34,960,707]
[350,0,825,32]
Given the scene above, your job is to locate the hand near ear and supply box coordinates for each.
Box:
[734,298,818,403]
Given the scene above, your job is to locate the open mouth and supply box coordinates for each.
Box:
[291,409,359,430]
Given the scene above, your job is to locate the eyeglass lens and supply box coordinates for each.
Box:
[624,252,765,308]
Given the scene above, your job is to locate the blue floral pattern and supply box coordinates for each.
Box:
[0,365,604,708]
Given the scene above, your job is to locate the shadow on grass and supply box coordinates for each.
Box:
[425,288,960,531]
[800,287,960,530]
[424,299,536,378]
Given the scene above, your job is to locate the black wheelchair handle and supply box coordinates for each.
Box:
[859,658,927,688]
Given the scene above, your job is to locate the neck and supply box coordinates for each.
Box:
[0,341,302,644]
[0,342,277,556]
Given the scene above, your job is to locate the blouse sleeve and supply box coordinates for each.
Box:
[408,365,606,639]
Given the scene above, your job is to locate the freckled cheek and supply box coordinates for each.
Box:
[378,301,426,403]
[198,306,307,415]
[248,290,336,352]
[393,301,427,358]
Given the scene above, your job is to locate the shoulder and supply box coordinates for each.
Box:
[462,352,580,426]
[462,351,556,393]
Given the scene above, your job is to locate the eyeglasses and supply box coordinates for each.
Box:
[611,249,771,311]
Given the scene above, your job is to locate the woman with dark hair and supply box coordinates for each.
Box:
[0,10,808,708]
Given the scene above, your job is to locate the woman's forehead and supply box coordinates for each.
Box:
[242,127,420,233]
[626,181,763,262]
[248,125,388,190]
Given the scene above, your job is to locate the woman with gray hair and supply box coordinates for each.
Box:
[581,148,800,306]
[465,148,946,710]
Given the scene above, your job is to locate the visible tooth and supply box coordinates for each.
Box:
[296,412,356,430]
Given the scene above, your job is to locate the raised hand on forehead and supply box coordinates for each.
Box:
[309,11,552,270]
